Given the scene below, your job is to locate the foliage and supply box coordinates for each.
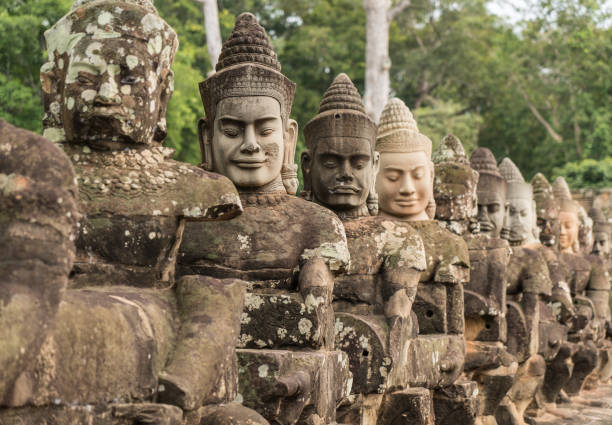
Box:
[1,0,612,189]
[553,158,612,189]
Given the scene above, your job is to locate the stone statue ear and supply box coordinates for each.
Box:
[154,69,174,142]
[367,151,381,216]
[198,117,214,171]
[282,119,299,195]
[300,149,313,201]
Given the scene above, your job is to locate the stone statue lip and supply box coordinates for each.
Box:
[330,184,360,194]
[479,221,494,231]
[393,197,419,206]
[231,158,266,168]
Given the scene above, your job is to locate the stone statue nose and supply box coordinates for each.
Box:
[240,125,260,154]
[399,175,415,195]
[95,74,121,105]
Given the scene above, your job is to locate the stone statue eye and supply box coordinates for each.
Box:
[260,128,273,136]
[121,75,139,85]
[77,72,96,85]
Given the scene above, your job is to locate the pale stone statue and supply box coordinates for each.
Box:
[301,74,428,425]
[179,13,351,425]
[550,177,601,397]
[375,99,477,425]
[496,158,551,425]
[432,140,517,423]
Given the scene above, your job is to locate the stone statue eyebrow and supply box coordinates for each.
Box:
[70,62,101,74]
[383,164,425,171]
[218,115,279,123]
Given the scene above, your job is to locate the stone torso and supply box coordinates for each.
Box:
[178,193,347,287]
[333,215,425,314]
[67,145,240,288]
[506,246,552,297]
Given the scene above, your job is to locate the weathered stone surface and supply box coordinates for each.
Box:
[405,335,466,388]
[433,379,480,425]
[0,120,79,404]
[378,388,434,425]
[236,349,350,425]
[0,403,184,425]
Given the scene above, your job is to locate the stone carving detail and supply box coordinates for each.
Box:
[376,99,477,425]
[181,13,351,425]
[302,74,429,424]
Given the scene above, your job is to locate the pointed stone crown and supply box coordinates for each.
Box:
[375,98,432,157]
[553,177,579,215]
[590,207,611,233]
[199,13,296,127]
[531,172,558,213]
[499,157,532,199]
[470,147,505,200]
[432,134,468,165]
[304,73,375,149]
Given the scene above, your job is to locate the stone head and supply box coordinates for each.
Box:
[553,177,580,253]
[590,208,610,258]
[432,134,479,234]
[375,98,434,221]
[499,158,536,246]
[470,147,506,238]
[198,13,298,194]
[577,205,594,254]
[301,73,378,215]
[41,0,178,149]
[531,172,560,248]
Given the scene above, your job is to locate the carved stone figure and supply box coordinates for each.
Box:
[496,158,551,425]
[301,75,428,424]
[179,13,351,425]
[0,2,270,424]
[550,177,601,397]
[452,146,517,423]
[375,99,476,425]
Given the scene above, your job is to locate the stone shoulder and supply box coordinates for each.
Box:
[66,145,241,219]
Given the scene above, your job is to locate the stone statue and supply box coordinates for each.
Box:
[456,146,517,424]
[432,140,517,422]
[496,158,551,425]
[179,13,351,425]
[550,177,601,397]
[375,99,476,425]
[0,2,271,424]
[301,74,428,424]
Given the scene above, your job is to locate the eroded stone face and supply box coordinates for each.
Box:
[310,138,375,210]
[377,151,432,221]
[593,231,610,257]
[537,208,560,248]
[61,37,164,147]
[212,96,285,189]
[505,197,535,246]
[477,191,505,238]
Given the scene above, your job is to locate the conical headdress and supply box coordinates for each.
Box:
[553,177,579,215]
[499,157,532,199]
[589,207,611,234]
[531,173,558,215]
[303,73,375,149]
[470,147,506,202]
[433,134,478,221]
[199,13,295,127]
[432,134,468,165]
[375,98,432,157]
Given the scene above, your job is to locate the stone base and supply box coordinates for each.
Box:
[236,349,350,425]
[433,379,480,425]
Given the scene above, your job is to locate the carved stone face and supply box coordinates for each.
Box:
[309,138,376,209]
[537,207,560,247]
[560,211,579,252]
[61,37,168,148]
[211,96,285,189]
[504,197,535,245]
[476,191,505,238]
[376,151,432,221]
[593,231,610,257]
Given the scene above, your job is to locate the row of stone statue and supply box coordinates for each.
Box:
[1,1,611,425]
